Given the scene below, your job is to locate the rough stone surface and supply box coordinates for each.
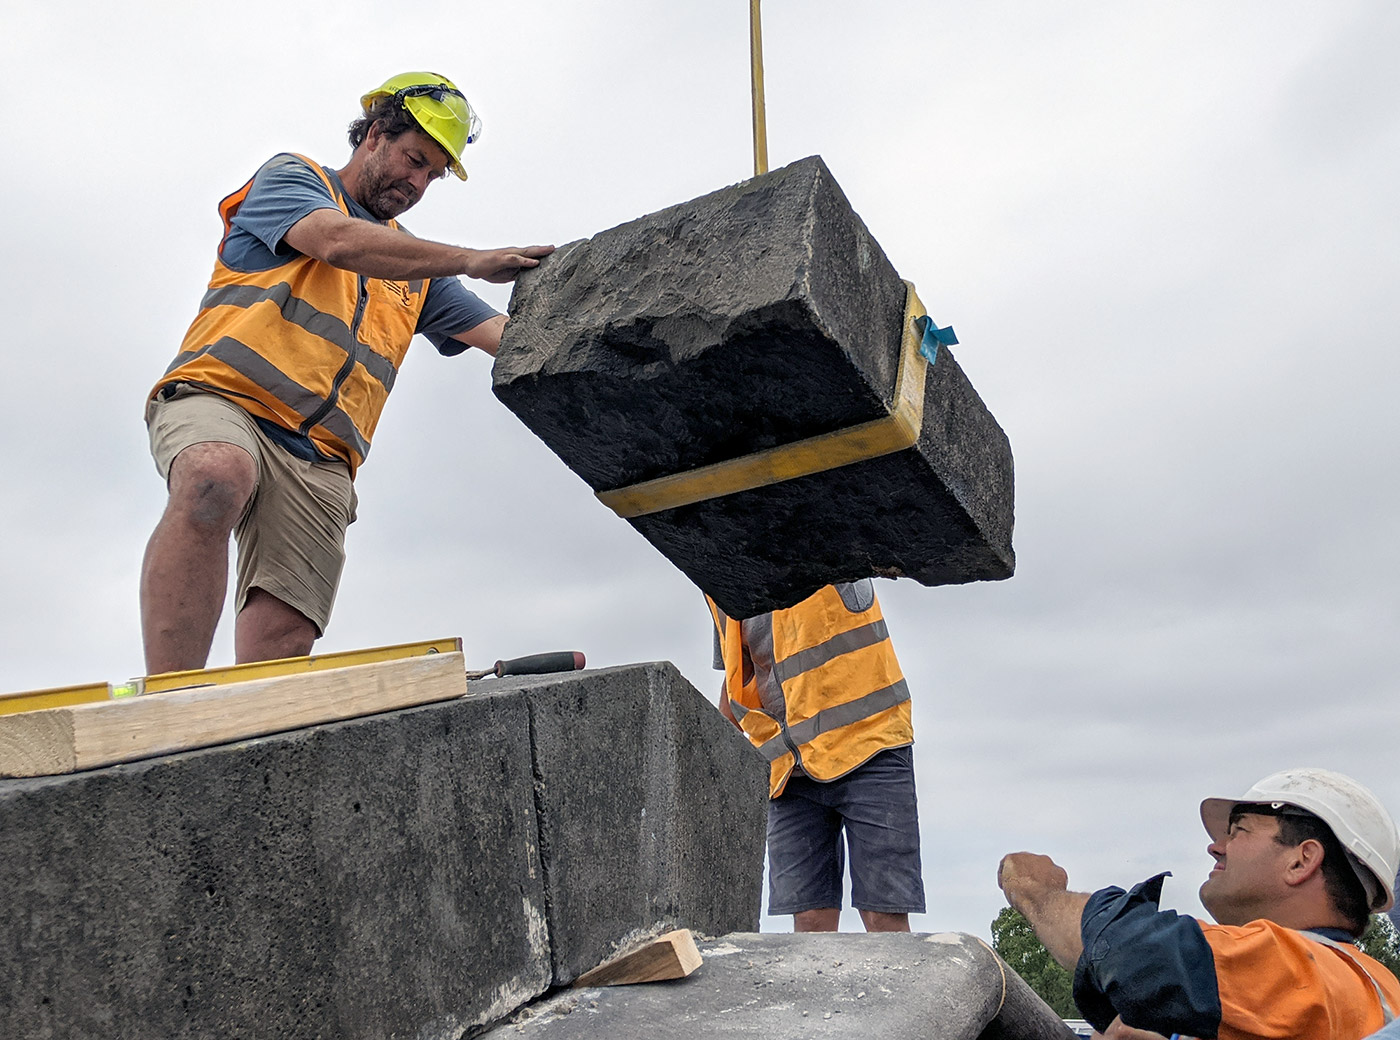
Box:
[0,664,769,1040]
[494,155,1015,618]
[482,932,1077,1039]
[518,662,769,984]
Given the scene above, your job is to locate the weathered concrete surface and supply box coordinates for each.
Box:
[0,664,768,1040]
[483,932,1077,1039]
[494,155,1015,619]
[521,663,768,983]
[0,688,550,1040]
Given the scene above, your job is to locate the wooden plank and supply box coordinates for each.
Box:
[0,652,467,779]
[0,638,464,718]
[572,929,703,988]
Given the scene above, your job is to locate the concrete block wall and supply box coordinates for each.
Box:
[522,665,768,984]
[0,662,768,1040]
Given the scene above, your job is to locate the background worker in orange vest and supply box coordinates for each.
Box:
[709,580,925,931]
[140,72,552,674]
[999,767,1400,1037]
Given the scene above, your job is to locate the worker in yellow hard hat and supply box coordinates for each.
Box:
[140,72,553,674]
[358,71,482,181]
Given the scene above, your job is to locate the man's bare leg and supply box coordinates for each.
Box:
[859,910,910,932]
[793,908,841,932]
[140,443,256,674]
[235,588,317,664]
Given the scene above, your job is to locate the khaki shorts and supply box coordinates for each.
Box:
[146,384,358,635]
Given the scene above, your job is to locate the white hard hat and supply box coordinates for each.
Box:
[1201,767,1399,913]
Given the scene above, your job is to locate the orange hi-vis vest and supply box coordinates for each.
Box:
[1206,925,1399,1040]
[153,155,429,477]
[708,581,913,798]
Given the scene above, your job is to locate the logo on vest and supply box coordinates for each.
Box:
[381,280,413,307]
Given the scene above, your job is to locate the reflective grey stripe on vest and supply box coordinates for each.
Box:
[168,336,372,462]
[741,613,784,717]
[197,282,398,394]
[755,679,910,763]
[835,579,875,613]
[1301,930,1396,1024]
[773,620,890,687]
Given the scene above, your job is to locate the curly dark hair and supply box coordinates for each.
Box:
[347,97,420,151]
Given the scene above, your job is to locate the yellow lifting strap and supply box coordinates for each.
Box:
[750,0,769,177]
[596,281,938,520]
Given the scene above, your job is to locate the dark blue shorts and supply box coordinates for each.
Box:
[766,745,925,916]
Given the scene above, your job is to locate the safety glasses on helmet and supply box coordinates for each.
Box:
[391,83,483,145]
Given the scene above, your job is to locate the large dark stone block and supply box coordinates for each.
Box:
[0,691,550,1040]
[494,155,1014,618]
[517,662,768,984]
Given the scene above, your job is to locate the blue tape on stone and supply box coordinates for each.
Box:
[914,315,958,365]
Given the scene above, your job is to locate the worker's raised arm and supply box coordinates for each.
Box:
[283,209,552,282]
[997,852,1090,969]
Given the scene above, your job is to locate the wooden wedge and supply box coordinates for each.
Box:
[573,928,703,988]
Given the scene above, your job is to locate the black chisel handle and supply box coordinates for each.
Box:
[493,651,586,677]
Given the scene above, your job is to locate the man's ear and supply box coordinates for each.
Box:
[1282,838,1327,888]
[363,121,385,151]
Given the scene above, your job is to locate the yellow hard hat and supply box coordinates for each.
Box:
[360,71,481,180]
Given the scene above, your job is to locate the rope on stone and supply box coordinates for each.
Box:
[750,0,768,176]
[972,935,1009,1018]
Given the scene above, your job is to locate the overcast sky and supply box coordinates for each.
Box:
[3,1,1398,939]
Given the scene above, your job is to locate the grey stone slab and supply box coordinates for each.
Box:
[507,663,768,984]
[494,155,1015,619]
[0,690,550,1040]
[482,932,1076,1040]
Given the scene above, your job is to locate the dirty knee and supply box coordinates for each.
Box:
[184,477,251,529]
[167,446,256,531]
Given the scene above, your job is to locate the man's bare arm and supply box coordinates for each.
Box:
[283,208,552,282]
[997,852,1091,969]
[450,314,507,357]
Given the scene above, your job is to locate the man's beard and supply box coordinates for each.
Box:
[359,165,418,220]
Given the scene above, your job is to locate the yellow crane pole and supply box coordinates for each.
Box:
[750,0,769,176]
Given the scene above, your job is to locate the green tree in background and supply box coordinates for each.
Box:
[990,906,1076,1017]
[1359,914,1400,977]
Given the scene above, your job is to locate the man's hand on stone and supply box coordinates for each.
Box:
[465,244,555,283]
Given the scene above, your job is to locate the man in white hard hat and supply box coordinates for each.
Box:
[140,72,553,672]
[998,767,1400,1038]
